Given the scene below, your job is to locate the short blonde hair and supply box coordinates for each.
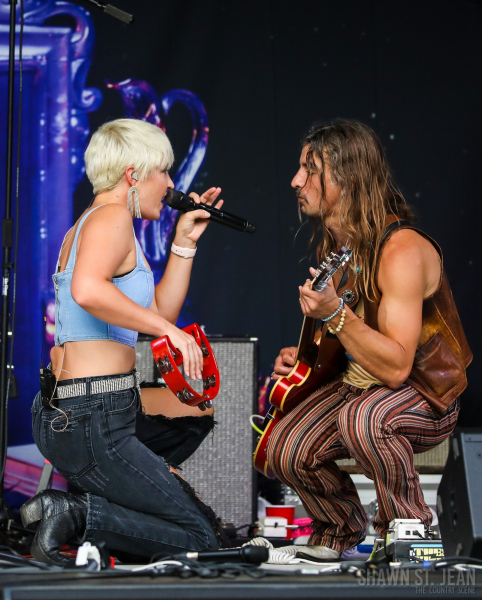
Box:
[84,118,174,194]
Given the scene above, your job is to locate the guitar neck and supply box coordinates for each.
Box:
[295,315,319,367]
[292,246,353,369]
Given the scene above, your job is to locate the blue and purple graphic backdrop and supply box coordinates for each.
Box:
[0,0,101,450]
[0,1,208,498]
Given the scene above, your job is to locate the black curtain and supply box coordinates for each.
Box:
[74,0,482,425]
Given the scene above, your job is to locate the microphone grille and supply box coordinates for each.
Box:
[164,190,191,210]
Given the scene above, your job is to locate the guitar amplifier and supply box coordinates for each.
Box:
[135,335,258,529]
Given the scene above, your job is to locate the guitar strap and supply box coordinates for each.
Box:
[324,265,360,340]
[336,266,349,291]
[381,219,412,241]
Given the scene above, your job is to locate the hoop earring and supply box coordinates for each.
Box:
[127,186,142,219]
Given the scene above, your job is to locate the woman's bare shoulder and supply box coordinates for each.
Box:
[85,203,132,226]
[76,204,134,259]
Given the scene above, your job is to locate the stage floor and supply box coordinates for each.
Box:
[1,561,481,599]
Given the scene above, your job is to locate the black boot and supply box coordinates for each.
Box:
[20,490,87,566]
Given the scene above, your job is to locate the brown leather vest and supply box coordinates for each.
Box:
[359,217,472,414]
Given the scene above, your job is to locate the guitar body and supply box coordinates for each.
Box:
[253,336,346,477]
[253,407,283,479]
[270,336,346,413]
[253,247,355,478]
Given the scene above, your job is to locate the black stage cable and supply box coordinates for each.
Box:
[0,546,51,570]
[434,556,482,568]
[133,557,268,579]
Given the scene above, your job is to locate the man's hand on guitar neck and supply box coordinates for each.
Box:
[270,254,349,382]
[299,269,341,321]
[272,347,297,380]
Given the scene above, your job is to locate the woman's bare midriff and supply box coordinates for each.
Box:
[51,340,136,381]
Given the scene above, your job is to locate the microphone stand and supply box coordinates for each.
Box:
[0,0,133,536]
[0,0,19,529]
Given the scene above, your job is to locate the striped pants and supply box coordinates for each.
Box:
[266,377,459,551]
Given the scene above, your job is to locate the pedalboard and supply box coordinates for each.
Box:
[371,519,444,564]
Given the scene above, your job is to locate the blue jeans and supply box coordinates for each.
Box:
[31,371,219,558]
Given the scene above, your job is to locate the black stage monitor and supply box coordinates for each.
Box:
[437,428,482,558]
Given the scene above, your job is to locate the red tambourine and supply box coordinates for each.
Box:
[150,323,220,409]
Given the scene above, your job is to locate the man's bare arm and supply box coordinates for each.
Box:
[299,230,440,388]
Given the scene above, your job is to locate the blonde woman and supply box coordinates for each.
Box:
[22,119,222,565]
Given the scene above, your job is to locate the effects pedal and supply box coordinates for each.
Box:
[371,519,444,564]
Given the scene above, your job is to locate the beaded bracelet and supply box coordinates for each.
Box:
[321,297,344,322]
[327,307,346,335]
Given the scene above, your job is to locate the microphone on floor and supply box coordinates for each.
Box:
[182,545,269,564]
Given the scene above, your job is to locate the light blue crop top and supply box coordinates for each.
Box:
[53,205,154,348]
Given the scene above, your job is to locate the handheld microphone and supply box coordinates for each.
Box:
[165,190,256,234]
[183,545,269,564]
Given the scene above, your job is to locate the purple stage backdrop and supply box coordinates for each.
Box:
[0,0,101,450]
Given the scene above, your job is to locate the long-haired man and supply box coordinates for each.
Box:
[269,120,471,560]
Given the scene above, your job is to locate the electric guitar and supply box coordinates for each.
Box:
[253,247,353,477]
[151,323,220,410]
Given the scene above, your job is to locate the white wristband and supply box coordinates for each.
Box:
[171,243,197,259]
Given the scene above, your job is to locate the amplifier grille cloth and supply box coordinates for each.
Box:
[136,338,257,528]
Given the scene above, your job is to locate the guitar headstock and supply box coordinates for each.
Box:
[311,246,353,292]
